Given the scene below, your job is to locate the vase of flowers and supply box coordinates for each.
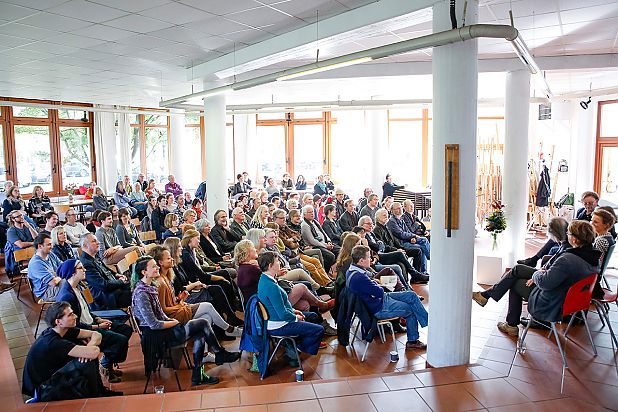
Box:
[65,183,77,203]
[485,201,507,250]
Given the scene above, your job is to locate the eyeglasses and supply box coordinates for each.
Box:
[66,213,76,217]
[582,202,596,206]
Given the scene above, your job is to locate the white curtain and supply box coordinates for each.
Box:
[117,110,131,179]
[93,105,118,194]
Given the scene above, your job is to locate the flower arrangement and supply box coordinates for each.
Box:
[485,201,507,249]
[65,183,77,196]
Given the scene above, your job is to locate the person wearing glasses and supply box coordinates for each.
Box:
[473,220,600,336]
[517,191,601,267]
[55,259,131,383]
[63,208,90,247]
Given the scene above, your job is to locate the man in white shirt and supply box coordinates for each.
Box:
[63,208,90,247]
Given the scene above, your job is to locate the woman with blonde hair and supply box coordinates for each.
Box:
[93,186,110,211]
[250,205,270,229]
[50,226,77,262]
[183,208,197,227]
[162,213,181,239]
[28,185,53,223]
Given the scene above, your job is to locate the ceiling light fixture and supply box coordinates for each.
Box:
[160,24,551,108]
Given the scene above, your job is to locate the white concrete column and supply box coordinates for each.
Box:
[427,0,478,367]
[204,93,228,219]
[169,109,188,188]
[367,109,388,196]
[233,114,258,180]
[502,70,531,266]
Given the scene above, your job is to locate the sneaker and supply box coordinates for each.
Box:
[192,368,220,386]
[100,365,121,383]
[405,340,427,350]
[472,291,488,307]
[225,326,243,337]
[203,352,216,364]
[319,341,328,349]
[215,350,241,365]
[322,321,338,336]
[516,257,538,267]
[497,322,519,336]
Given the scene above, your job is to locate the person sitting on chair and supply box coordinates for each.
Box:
[55,259,131,384]
[28,233,62,301]
[22,301,121,401]
[472,220,600,336]
[257,251,325,365]
[346,245,428,350]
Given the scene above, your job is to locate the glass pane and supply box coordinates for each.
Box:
[130,127,141,181]
[58,109,89,120]
[184,126,202,190]
[13,106,48,118]
[600,103,618,137]
[331,111,370,195]
[13,125,52,192]
[258,112,285,120]
[293,111,323,120]
[294,124,323,181]
[60,127,92,188]
[185,113,200,125]
[129,114,139,125]
[599,146,618,205]
[256,125,286,183]
[226,124,235,183]
[144,113,167,125]
[145,127,168,183]
[388,120,424,190]
[389,108,423,119]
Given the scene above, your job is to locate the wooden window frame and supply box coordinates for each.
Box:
[0,97,95,198]
[594,99,618,194]
[129,108,171,179]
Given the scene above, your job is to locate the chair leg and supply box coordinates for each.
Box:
[34,305,45,338]
[564,313,577,338]
[174,369,182,391]
[517,315,533,354]
[267,339,284,366]
[361,341,370,362]
[377,323,386,343]
[288,338,303,371]
[388,322,397,353]
[550,322,568,394]
[351,317,360,345]
[143,372,151,394]
[16,276,23,302]
[595,302,618,348]
[183,348,193,369]
[580,310,598,356]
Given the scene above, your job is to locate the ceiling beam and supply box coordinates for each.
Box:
[188,0,435,81]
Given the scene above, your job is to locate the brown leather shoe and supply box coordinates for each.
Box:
[405,340,427,350]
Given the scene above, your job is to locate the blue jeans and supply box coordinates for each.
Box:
[267,316,324,355]
[374,291,428,342]
[402,242,428,272]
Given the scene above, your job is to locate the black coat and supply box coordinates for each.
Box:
[210,224,238,254]
[338,211,359,232]
[322,219,343,245]
[229,220,249,241]
[382,182,404,200]
[372,222,403,250]
[200,234,224,263]
[80,252,128,310]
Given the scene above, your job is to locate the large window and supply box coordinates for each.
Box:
[129,111,170,184]
[294,124,324,180]
[0,99,95,197]
[256,124,286,181]
[595,100,618,205]
[388,109,425,190]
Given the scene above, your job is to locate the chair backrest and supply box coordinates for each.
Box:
[14,247,35,263]
[127,306,142,336]
[256,300,269,321]
[54,204,71,215]
[140,231,157,241]
[600,243,615,276]
[562,273,598,317]
[116,258,130,275]
[130,217,141,226]
[125,250,139,266]
[81,285,94,305]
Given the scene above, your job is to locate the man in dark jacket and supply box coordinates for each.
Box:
[373,208,424,273]
[150,195,169,241]
[338,199,359,232]
[80,233,131,310]
[210,209,240,254]
[386,202,430,272]
[346,245,427,350]
[382,174,404,200]
[229,207,250,240]
[232,174,250,196]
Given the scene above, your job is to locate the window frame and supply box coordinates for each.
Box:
[594,99,618,195]
[129,108,171,181]
[0,97,95,198]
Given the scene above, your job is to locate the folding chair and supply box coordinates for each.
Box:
[591,282,618,377]
[139,231,157,242]
[116,249,139,276]
[599,243,615,290]
[256,301,303,374]
[126,307,193,393]
[517,273,598,393]
[350,313,398,362]
[13,247,36,302]
[28,278,56,338]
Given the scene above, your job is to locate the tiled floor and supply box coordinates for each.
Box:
[1,231,617,411]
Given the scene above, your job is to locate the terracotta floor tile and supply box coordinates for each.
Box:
[239,386,279,405]
[313,359,360,380]
[503,376,564,403]
[461,378,529,408]
[275,382,316,402]
[122,393,164,412]
[162,391,203,411]
[415,368,462,387]
[416,383,484,412]
[83,396,126,412]
[43,399,87,412]
[319,394,377,412]
[346,376,390,394]
[201,389,241,409]
[312,380,353,398]
[266,399,321,412]
[216,406,268,412]
[530,397,609,412]
[380,372,424,390]
[369,389,431,412]
[478,347,516,365]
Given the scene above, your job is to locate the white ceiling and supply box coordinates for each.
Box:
[0,0,617,107]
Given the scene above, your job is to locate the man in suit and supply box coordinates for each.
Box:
[402,199,428,237]
[210,209,239,254]
[338,199,359,232]
[80,233,131,310]
[229,207,250,240]
[386,202,430,273]
[232,174,250,196]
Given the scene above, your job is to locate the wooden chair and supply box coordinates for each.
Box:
[139,231,157,242]
[54,204,72,221]
[130,218,141,226]
[28,278,56,338]
[13,247,36,302]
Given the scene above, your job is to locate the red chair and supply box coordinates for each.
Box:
[516,273,598,393]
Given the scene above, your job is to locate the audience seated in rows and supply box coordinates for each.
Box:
[113,181,138,217]
[95,211,140,266]
[373,208,424,274]
[387,202,430,272]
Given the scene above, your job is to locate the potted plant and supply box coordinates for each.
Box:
[65,183,77,203]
